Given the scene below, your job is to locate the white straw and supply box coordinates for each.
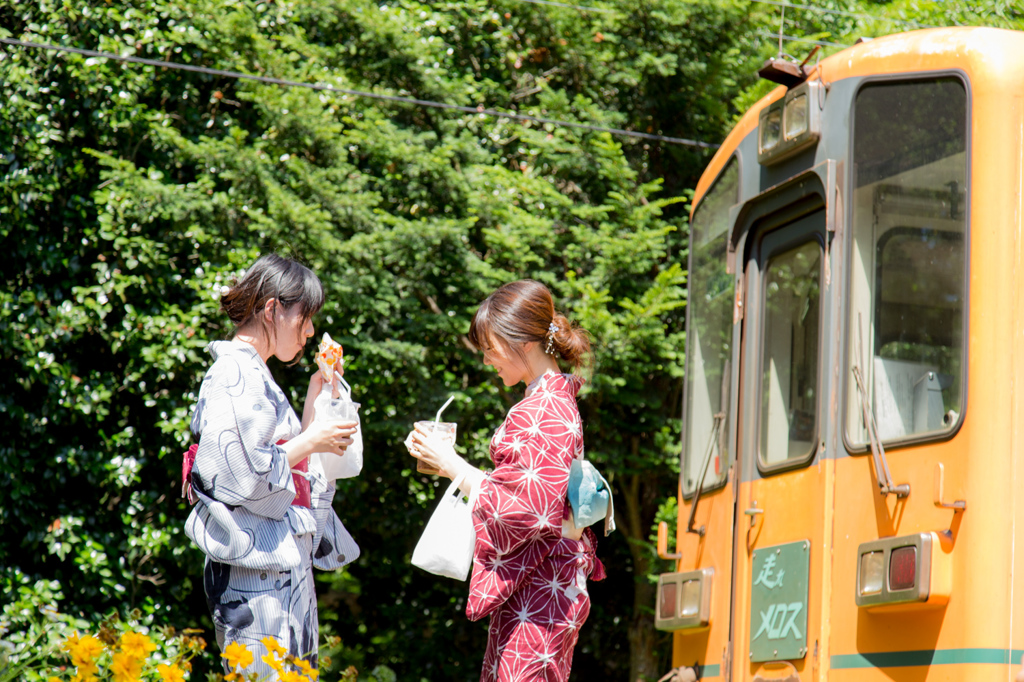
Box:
[334,371,351,396]
[434,395,456,425]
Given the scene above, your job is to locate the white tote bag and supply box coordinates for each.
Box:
[312,377,364,480]
[411,474,476,581]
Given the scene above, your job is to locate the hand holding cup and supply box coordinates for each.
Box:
[406,421,458,476]
[306,418,358,457]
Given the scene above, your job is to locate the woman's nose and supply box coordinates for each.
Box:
[305,319,314,337]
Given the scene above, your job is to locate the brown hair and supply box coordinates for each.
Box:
[220,254,324,355]
[467,279,592,371]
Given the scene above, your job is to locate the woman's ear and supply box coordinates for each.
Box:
[262,298,277,323]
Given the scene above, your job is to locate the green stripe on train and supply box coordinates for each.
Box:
[831,648,1024,669]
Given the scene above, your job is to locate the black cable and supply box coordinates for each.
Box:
[751,0,938,29]
[756,29,849,48]
[501,0,940,29]
[505,0,614,12]
[0,37,719,149]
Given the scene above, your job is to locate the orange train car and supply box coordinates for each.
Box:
[655,27,1024,681]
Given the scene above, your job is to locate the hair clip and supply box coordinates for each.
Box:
[545,322,559,355]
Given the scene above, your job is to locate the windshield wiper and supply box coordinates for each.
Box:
[687,411,726,537]
[852,317,910,499]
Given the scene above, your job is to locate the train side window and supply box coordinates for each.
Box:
[682,157,738,496]
[759,239,822,466]
[846,77,967,447]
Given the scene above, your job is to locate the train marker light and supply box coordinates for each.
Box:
[855,532,952,609]
[660,581,678,620]
[889,546,917,591]
[859,551,884,596]
[655,568,714,631]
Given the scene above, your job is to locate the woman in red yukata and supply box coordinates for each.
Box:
[408,279,605,682]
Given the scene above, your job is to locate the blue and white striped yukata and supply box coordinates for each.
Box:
[185,340,360,676]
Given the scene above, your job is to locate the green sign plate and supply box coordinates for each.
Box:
[749,540,810,662]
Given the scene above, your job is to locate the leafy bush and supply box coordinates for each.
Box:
[0,571,204,682]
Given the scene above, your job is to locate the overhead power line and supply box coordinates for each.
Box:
[756,29,849,48]
[0,37,718,149]
[500,0,940,30]
[506,0,615,13]
[751,0,938,30]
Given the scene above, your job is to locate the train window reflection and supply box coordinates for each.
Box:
[682,158,738,496]
[847,78,967,447]
[759,240,821,465]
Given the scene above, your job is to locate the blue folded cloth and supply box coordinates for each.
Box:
[567,459,616,536]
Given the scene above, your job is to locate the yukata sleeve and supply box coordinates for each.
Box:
[193,356,296,520]
[466,398,580,620]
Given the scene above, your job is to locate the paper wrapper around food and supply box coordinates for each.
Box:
[316,332,344,382]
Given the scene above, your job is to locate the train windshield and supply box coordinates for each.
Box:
[682,158,738,495]
[760,235,822,466]
[846,77,968,447]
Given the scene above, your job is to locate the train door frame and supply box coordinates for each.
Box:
[727,161,845,680]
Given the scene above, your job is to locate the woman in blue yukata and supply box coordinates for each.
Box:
[184,253,361,676]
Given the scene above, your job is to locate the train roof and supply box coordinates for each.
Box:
[691,26,1024,214]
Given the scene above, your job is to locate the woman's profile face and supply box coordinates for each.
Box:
[272,302,314,363]
[481,334,530,387]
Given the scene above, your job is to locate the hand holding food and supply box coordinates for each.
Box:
[316,332,345,382]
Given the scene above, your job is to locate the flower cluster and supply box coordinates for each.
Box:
[58,629,188,682]
[220,638,319,682]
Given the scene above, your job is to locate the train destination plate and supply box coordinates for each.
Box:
[749,540,810,662]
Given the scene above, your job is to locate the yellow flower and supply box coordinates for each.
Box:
[110,650,144,682]
[71,660,99,682]
[260,636,287,658]
[262,652,284,672]
[279,671,305,682]
[156,663,186,682]
[49,677,62,682]
[294,658,319,680]
[221,641,253,671]
[63,632,105,667]
[118,631,157,660]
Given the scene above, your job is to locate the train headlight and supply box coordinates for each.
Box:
[859,550,884,596]
[760,109,782,153]
[655,568,714,631]
[757,81,823,165]
[784,93,808,140]
[855,532,952,609]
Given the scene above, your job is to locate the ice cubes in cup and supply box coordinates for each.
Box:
[412,420,456,475]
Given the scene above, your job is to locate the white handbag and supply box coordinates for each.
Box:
[411,474,476,581]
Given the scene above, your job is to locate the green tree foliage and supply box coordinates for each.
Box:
[4,1,1021,681]
[0,0,753,679]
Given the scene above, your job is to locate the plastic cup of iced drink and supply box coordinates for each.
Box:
[412,420,457,475]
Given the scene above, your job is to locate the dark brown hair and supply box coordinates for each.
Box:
[221,254,324,353]
[467,279,592,370]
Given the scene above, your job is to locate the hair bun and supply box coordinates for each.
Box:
[550,311,592,370]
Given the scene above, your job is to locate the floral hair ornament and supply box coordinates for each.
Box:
[545,321,559,355]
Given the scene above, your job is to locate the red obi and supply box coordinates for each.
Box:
[278,439,311,508]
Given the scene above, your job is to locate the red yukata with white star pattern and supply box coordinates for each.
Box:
[467,372,605,682]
